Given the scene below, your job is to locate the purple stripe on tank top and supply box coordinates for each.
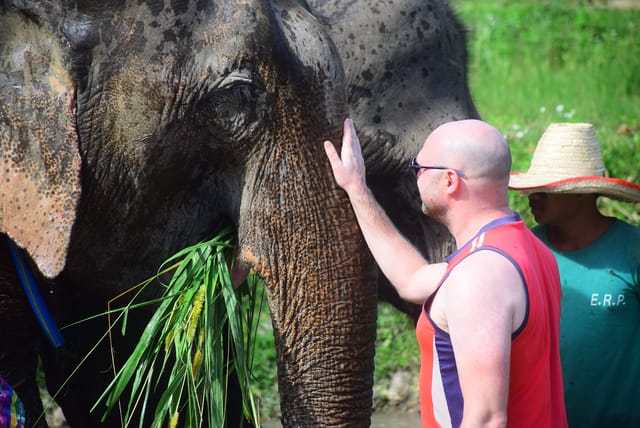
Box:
[435,326,463,427]
[446,213,521,263]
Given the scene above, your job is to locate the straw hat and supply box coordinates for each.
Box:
[508,123,640,202]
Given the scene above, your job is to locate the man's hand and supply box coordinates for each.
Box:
[324,117,437,302]
[324,118,367,196]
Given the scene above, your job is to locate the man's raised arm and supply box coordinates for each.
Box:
[323,119,445,303]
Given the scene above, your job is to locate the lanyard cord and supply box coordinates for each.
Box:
[6,238,64,348]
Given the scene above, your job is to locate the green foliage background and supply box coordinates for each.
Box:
[460,0,640,227]
[253,0,640,420]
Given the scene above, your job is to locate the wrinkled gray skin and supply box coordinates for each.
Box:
[307,0,479,317]
[0,0,477,426]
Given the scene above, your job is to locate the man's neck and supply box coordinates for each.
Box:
[450,207,514,248]
[546,212,615,252]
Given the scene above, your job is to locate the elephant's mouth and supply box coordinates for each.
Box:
[231,247,258,288]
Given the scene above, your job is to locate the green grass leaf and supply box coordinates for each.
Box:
[94,227,263,427]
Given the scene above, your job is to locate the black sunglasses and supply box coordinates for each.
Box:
[410,157,466,178]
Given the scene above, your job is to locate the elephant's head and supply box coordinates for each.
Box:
[1,0,377,426]
[308,0,480,319]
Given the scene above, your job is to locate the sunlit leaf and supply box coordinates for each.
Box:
[94,226,263,427]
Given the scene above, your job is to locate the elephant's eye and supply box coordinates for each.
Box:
[194,74,266,140]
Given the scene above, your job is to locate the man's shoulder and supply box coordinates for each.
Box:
[446,250,525,300]
[484,221,549,253]
[530,224,545,239]
[610,219,640,249]
[613,218,640,234]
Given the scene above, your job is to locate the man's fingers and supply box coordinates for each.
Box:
[324,118,363,191]
[341,118,354,157]
[345,117,355,140]
[324,140,340,167]
[343,118,363,160]
[324,140,347,189]
[343,117,353,140]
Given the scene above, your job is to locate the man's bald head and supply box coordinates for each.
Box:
[422,119,511,183]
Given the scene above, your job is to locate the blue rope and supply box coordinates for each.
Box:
[6,238,64,348]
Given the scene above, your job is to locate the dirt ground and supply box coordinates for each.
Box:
[260,412,421,428]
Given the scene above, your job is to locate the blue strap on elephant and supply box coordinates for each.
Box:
[6,238,64,348]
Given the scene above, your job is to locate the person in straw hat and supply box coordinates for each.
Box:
[509,122,640,427]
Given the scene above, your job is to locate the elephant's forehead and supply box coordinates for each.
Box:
[58,1,339,72]
[60,1,267,64]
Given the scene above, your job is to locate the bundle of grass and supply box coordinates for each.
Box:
[94,227,262,427]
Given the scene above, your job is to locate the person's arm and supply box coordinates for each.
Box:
[439,251,526,427]
[324,118,445,303]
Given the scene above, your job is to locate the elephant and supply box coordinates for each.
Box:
[0,0,478,426]
[305,0,479,319]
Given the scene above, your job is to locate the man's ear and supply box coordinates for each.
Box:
[444,170,462,195]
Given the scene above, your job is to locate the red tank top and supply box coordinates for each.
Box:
[416,214,567,427]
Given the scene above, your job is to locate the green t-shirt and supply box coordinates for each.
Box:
[533,220,640,427]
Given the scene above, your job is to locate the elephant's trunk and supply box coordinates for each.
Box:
[238,120,378,426]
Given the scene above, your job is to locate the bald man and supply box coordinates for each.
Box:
[324,119,567,428]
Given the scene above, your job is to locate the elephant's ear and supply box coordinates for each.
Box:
[0,11,81,278]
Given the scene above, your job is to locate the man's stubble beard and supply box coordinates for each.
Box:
[421,199,447,226]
